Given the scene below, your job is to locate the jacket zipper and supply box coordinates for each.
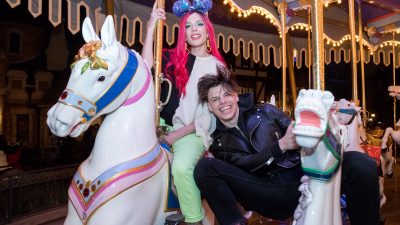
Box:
[237,118,274,173]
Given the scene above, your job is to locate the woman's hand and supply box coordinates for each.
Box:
[148,0,166,33]
[162,131,180,146]
[162,123,196,146]
[142,0,166,69]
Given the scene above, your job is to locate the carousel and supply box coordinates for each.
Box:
[2,0,400,225]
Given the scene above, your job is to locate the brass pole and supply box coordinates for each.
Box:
[358,3,366,110]
[154,0,165,126]
[308,8,312,89]
[392,32,397,163]
[105,0,114,16]
[349,0,358,102]
[311,0,324,90]
[286,34,297,104]
[280,1,287,111]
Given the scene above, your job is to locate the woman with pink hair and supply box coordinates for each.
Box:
[142,0,226,224]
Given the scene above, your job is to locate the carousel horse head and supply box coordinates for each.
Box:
[293,89,335,148]
[333,99,361,127]
[47,16,135,137]
[292,89,346,225]
[388,85,400,100]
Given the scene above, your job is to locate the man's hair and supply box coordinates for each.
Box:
[198,66,239,103]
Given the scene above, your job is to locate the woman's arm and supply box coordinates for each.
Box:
[142,0,166,69]
[163,123,196,146]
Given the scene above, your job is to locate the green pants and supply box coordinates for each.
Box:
[161,119,206,223]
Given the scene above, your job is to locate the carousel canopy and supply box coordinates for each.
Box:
[4,0,400,68]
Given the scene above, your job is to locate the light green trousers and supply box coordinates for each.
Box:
[160,119,206,223]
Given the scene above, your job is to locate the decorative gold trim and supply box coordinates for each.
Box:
[71,143,166,225]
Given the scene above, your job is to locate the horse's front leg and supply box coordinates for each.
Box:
[381,128,394,149]
[64,201,83,225]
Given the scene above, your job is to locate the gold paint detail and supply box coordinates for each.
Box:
[311,0,325,90]
[88,107,96,116]
[69,143,166,224]
[71,40,108,71]
[348,0,358,101]
[155,0,165,127]
[81,117,87,124]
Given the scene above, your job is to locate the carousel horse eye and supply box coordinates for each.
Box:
[97,76,106,82]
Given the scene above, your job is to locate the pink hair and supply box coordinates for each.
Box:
[164,11,226,96]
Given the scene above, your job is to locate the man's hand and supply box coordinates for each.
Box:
[278,121,299,152]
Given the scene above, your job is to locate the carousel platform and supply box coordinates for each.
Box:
[5,161,400,225]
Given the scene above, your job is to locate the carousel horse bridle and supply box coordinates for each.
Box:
[338,108,358,125]
[58,49,139,124]
[301,123,342,182]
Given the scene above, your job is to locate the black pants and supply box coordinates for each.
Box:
[194,158,302,225]
[341,151,380,225]
[194,151,380,225]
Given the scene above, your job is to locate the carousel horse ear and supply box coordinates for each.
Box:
[269,94,276,106]
[100,15,117,49]
[331,101,338,110]
[82,17,100,43]
[322,91,334,108]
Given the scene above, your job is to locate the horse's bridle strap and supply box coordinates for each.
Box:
[338,108,357,125]
[58,89,97,116]
[59,49,138,123]
[302,124,342,182]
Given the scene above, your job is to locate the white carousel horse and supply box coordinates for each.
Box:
[46,16,175,225]
[340,101,390,209]
[292,89,347,225]
[376,85,397,177]
[381,128,396,177]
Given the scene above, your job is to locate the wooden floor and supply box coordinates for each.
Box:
[380,159,400,225]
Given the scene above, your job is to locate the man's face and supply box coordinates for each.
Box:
[207,85,239,123]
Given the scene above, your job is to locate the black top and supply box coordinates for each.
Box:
[160,52,196,126]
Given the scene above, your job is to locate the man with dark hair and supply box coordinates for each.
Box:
[194,67,380,225]
[195,67,303,225]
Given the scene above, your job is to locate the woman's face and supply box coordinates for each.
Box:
[185,12,208,49]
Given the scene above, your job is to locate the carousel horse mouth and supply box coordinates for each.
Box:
[388,86,400,97]
[69,121,84,137]
[293,110,325,138]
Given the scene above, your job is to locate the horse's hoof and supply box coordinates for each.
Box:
[379,214,386,225]
[165,213,184,225]
[386,172,393,178]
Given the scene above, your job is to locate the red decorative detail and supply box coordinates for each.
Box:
[79,183,84,190]
[83,188,90,197]
[61,91,68,100]
[361,144,381,166]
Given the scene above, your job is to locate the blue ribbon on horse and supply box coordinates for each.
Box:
[173,0,213,17]
[82,49,138,122]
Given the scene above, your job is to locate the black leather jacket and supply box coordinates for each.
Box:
[209,93,301,176]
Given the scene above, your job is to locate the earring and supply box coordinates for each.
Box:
[185,42,190,54]
[206,37,211,53]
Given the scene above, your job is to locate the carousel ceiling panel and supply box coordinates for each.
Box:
[227,0,400,45]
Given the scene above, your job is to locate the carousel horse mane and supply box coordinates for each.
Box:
[46,16,175,225]
[292,89,347,225]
